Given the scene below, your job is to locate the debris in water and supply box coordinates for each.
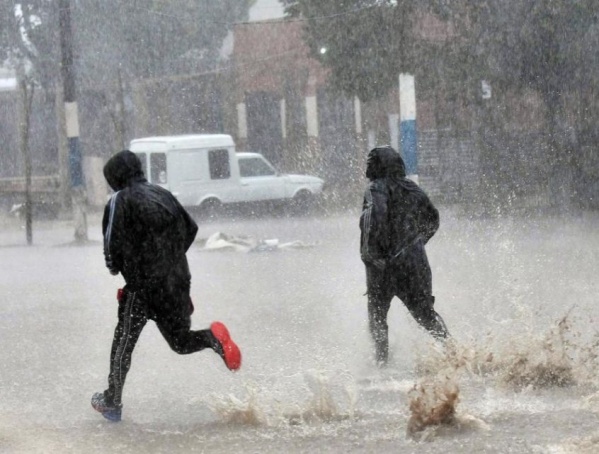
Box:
[201,232,315,252]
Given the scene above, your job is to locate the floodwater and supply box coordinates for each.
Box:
[1,208,599,453]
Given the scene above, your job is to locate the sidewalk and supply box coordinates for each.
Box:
[0,212,104,247]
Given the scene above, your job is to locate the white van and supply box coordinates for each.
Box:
[129,134,324,212]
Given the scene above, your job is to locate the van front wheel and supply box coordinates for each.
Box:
[290,190,314,216]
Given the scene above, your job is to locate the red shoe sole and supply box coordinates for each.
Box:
[211,322,242,371]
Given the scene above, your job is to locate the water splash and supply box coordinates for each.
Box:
[498,313,576,389]
[285,371,358,425]
[209,385,266,427]
[406,374,459,437]
[209,372,358,428]
[408,338,490,440]
[546,433,599,453]
[416,310,599,391]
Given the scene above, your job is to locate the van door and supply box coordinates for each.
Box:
[238,155,286,201]
[167,148,240,207]
[168,149,208,205]
[206,148,242,204]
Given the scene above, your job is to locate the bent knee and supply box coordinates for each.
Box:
[166,337,193,355]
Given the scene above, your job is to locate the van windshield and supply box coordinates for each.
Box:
[239,157,276,177]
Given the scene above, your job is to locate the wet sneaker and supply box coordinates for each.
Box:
[210,322,242,371]
[91,392,122,422]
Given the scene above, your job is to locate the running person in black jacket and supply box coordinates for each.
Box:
[92,150,241,422]
[360,146,449,366]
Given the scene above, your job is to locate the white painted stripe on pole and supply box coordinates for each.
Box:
[367,130,376,151]
[305,95,319,137]
[65,102,80,138]
[280,99,287,139]
[354,96,362,135]
[399,73,416,121]
[237,102,247,139]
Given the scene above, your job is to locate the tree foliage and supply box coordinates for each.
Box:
[0,1,254,87]
[74,0,254,84]
[282,0,420,102]
[286,0,599,110]
[0,0,58,87]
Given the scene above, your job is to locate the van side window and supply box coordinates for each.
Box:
[208,149,230,180]
[150,153,167,184]
[136,153,147,177]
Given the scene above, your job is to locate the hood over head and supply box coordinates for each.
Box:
[103,150,145,191]
[365,145,406,180]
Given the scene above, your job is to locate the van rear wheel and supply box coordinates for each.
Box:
[200,198,222,220]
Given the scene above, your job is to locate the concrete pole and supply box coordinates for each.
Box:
[236,101,248,150]
[280,98,287,140]
[54,84,70,214]
[59,0,87,242]
[388,113,400,153]
[304,77,320,174]
[354,96,367,179]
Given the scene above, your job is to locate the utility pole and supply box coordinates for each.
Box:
[399,73,418,184]
[58,0,87,242]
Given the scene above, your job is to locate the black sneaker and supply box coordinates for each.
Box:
[91,392,122,422]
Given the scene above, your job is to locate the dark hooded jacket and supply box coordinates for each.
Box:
[102,150,198,288]
[360,146,439,268]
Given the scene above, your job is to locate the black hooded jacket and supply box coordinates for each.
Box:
[102,150,198,288]
[360,146,439,268]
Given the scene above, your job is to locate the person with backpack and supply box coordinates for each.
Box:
[92,150,241,422]
[360,146,449,366]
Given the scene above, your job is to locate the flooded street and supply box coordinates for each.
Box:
[1,209,599,453]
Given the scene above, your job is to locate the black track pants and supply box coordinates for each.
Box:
[103,286,215,407]
[366,245,448,364]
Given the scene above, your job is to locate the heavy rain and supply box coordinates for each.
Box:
[1,1,599,453]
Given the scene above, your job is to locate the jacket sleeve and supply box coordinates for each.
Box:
[360,180,389,269]
[102,192,126,275]
[173,196,198,252]
[417,190,439,244]
[182,208,198,252]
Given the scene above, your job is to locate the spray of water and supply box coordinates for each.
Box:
[407,339,490,440]
[209,372,358,428]
[499,314,576,389]
[406,310,599,440]
[547,433,599,453]
[209,385,266,427]
[284,371,358,425]
[489,310,599,390]
[417,309,599,391]
[406,374,459,436]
